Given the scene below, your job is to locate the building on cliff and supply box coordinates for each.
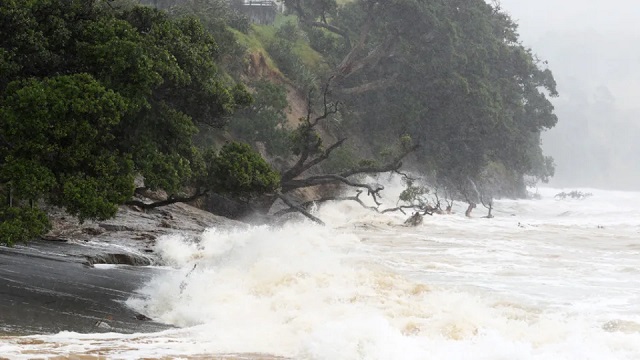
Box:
[137,0,283,25]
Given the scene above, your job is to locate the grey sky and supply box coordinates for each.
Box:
[498,0,640,190]
[505,0,639,32]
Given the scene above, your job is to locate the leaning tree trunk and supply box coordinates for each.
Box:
[465,202,476,217]
[260,80,420,224]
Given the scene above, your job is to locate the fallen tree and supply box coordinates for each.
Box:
[270,81,422,223]
[119,80,422,225]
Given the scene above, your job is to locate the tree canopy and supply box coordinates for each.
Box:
[0,0,269,244]
[285,0,558,197]
[0,0,563,243]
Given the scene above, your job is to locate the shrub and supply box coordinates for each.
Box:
[0,207,50,246]
[206,142,280,197]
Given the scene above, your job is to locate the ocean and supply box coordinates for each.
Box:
[1,179,639,359]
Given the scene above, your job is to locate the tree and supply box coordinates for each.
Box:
[268,83,420,224]
[228,80,292,156]
[125,141,281,210]
[206,142,281,197]
[167,0,250,74]
[0,207,51,246]
[0,74,134,221]
[0,0,253,243]
[286,0,560,200]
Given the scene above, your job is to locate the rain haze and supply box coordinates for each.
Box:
[499,0,640,190]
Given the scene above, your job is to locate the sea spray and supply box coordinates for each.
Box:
[126,194,640,359]
[2,186,640,359]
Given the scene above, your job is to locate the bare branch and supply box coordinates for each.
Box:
[429,189,444,213]
[283,138,348,183]
[274,190,378,216]
[340,144,419,178]
[274,188,435,219]
[310,79,340,127]
[307,20,351,46]
[394,170,416,182]
[289,0,351,47]
[281,80,342,182]
[277,192,325,225]
[336,6,375,77]
[304,88,314,125]
[380,205,418,215]
[338,33,399,81]
[467,176,494,218]
[282,174,383,205]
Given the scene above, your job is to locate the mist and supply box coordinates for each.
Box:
[499,0,640,190]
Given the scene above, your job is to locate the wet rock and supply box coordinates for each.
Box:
[41,201,244,266]
[98,223,135,232]
[203,193,254,219]
[159,219,174,228]
[40,235,69,242]
[129,204,144,212]
[82,227,105,236]
[85,252,153,267]
[1,199,245,336]
[404,212,424,226]
[94,320,112,330]
[135,313,153,321]
[133,233,156,241]
[160,210,174,219]
[139,188,168,201]
[0,242,173,335]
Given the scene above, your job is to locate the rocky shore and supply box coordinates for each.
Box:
[0,201,244,335]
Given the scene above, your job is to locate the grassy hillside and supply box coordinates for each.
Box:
[234,15,328,85]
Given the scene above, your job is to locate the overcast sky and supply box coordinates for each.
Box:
[498,0,640,190]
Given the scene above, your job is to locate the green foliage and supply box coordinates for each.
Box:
[357,159,379,168]
[0,74,135,221]
[0,0,260,237]
[205,142,280,197]
[398,179,429,206]
[290,122,323,156]
[229,80,292,156]
[265,21,319,90]
[0,159,57,202]
[400,135,413,152]
[0,206,50,246]
[0,0,565,243]
[168,0,250,75]
[290,0,560,194]
[321,146,358,173]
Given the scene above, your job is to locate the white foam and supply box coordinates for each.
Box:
[2,182,640,359]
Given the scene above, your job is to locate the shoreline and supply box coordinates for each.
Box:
[0,239,172,335]
[0,201,245,335]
